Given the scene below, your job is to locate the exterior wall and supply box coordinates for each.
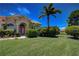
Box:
[0,16,7,29]
[0,16,41,35]
[0,16,29,32]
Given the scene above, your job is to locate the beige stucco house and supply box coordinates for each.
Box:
[0,15,41,35]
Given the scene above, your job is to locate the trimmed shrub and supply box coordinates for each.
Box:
[16,33,20,37]
[65,26,79,38]
[5,29,14,35]
[26,29,38,38]
[0,29,4,37]
[38,26,60,37]
[0,29,14,37]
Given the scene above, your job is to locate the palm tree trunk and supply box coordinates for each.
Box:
[47,15,50,31]
[47,15,50,36]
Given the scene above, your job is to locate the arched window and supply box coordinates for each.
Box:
[7,23,15,29]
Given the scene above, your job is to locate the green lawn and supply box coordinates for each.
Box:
[0,35,79,56]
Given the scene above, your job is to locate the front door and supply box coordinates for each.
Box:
[19,23,26,35]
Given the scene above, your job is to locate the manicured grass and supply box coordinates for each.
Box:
[0,35,79,56]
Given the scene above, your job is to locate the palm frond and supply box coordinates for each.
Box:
[48,3,53,9]
[50,10,56,14]
[56,10,62,14]
[51,7,55,10]
[43,6,48,13]
[38,14,46,19]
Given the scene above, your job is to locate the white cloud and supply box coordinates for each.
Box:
[17,7,30,15]
[23,8,30,14]
[9,12,15,15]
[17,8,21,12]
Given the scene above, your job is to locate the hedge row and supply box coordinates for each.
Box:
[26,29,38,38]
[38,27,60,37]
[26,26,60,38]
[65,26,79,38]
[0,29,20,38]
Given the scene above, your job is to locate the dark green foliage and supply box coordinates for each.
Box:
[38,26,60,37]
[65,26,79,38]
[16,33,20,37]
[26,29,38,38]
[67,10,79,26]
[2,24,8,30]
[0,29,14,37]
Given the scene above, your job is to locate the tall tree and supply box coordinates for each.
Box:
[67,10,79,26]
[39,3,61,30]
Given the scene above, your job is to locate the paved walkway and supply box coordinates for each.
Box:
[0,36,26,40]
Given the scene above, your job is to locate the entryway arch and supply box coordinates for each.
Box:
[19,23,26,35]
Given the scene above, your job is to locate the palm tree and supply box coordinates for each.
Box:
[39,3,61,31]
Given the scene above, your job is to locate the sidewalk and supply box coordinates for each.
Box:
[0,36,26,40]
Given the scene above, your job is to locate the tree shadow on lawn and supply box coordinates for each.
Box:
[68,36,79,40]
[27,36,59,39]
[41,35,59,38]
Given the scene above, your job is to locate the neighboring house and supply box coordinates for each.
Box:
[0,16,41,35]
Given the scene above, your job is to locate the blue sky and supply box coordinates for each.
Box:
[0,3,79,29]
